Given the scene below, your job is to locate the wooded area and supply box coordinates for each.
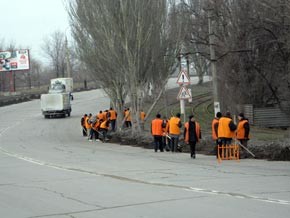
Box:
[179,0,290,113]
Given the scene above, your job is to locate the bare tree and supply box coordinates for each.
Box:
[42,31,66,78]
[67,0,181,133]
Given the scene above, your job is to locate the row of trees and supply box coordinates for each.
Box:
[67,0,183,133]
[65,0,290,132]
[2,0,289,131]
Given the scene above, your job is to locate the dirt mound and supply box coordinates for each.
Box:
[248,140,290,161]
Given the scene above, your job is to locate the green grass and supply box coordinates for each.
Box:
[143,82,289,142]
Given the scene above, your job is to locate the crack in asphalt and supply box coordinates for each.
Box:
[1,147,290,208]
[13,184,103,208]
[26,195,208,218]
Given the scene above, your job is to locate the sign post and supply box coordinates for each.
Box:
[177,70,191,123]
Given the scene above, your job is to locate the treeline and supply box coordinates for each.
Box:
[2,0,289,131]
[179,0,290,112]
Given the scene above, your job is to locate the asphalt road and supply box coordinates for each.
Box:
[0,89,290,218]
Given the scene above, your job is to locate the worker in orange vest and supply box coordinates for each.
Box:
[85,113,92,140]
[151,114,164,152]
[97,111,105,121]
[109,107,117,131]
[99,119,110,142]
[91,117,101,142]
[124,108,132,128]
[81,114,88,136]
[162,116,169,151]
[184,115,201,159]
[140,109,146,130]
[236,112,250,158]
[168,113,182,152]
[212,112,222,157]
[140,109,146,121]
[103,110,108,120]
[217,111,237,145]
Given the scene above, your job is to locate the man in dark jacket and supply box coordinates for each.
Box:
[184,115,201,159]
[237,112,250,158]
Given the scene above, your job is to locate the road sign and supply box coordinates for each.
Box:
[176,70,190,85]
[177,86,191,99]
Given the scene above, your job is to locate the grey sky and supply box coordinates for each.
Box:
[0,0,69,64]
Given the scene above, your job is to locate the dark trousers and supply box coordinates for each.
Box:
[239,139,248,158]
[90,129,99,140]
[215,139,222,158]
[162,136,170,151]
[153,135,164,152]
[99,128,108,141]
[125,121,132,128]
[170,135,179,152]
[220,138,232,145]
[82,126,87,136]
[189,141,197,158]
[110,119,116,131]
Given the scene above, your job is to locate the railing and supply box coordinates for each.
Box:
[217,144,240,163]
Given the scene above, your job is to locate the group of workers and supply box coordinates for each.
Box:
[81,107,146,141]
[81,107,250,159]
[151,113,201,158]
[212,111,250,158]
[80,107,117,142]
[151,110,250,159]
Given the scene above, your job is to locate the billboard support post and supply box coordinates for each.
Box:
[9,70,15,92]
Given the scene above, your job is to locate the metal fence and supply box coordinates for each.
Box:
[240,104,290,128]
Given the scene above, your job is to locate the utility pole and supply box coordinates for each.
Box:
[65,36,71,78]
[208,4,220,115]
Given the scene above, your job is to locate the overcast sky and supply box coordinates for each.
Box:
[0,0,69,64]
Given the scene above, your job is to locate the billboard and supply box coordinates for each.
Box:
[0,49,30,72]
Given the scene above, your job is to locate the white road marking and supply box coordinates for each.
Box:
[0,146,289,206]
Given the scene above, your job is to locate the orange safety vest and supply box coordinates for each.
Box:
[218,117,235,138]
[85,116,91,129]
[162,120,168,135]
[109,110,117,120]
[211,118,219,140]
[151,118,163,136]
[184,122,201,143]
[168,117,181,135]
[100,120,109,129]
[125,110,131,121]
[140,111,146,121]
[92,120,101,131]
[97,112,105,121]
[103,112,108,120]
[236,120,249,140]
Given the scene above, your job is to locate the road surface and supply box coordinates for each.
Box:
[0,89,289,218]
